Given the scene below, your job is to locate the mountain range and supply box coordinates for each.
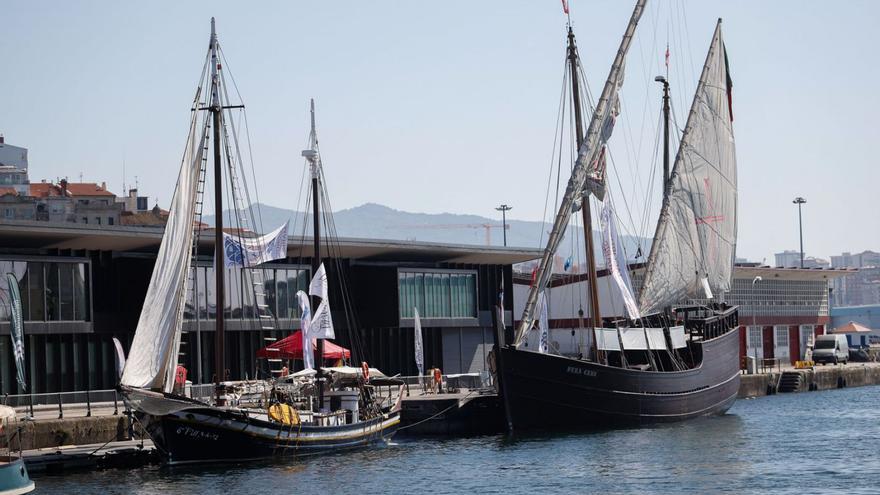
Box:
[204,202,651,266]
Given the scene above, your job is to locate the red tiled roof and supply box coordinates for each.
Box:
[65,183,115,197]
[0,187,18,197]
[30,183,66,198]
[30,182,117,198]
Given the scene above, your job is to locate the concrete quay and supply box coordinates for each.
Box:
[738,362,880,398]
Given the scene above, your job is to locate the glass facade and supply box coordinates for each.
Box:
[398,270,477,319]
[0,259,90,322]
[184,264,309,321]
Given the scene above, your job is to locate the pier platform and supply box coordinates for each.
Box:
[739,362,880,398]
[23,439,156,474]
[399,389,503,436]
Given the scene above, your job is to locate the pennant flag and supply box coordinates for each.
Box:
[310,299,336,340]
[112,337,126,380]
[599,202,641,320]
[222,221,289,268]
[5,274,27,391]
[536,291,549,354]
[665,44,670,68]
[295,290,314,370]
[309,262,328,302]
[413,307,425,385]
[561,0,569,14]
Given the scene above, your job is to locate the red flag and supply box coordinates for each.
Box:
[561,0,569,15]
[530,265,538,287]
[664,44,670,68]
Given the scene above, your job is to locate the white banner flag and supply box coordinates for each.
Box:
[222,221,289,268]
[600,202,641,320]
[309,262,329,302]
[413,307,424,383]
[536,291,549,354]
[112,337,126,380]
[296,290,314,370]
[310,299,335,340]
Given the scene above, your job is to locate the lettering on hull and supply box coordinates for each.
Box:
[175,425,219,441]
[566,365,597,377]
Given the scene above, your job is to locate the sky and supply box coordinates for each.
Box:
[1,1,878,263]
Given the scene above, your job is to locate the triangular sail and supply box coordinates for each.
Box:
[121,94,207,391]
[638,20,737,314]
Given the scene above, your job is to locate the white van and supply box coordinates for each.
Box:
[813,334,848,365]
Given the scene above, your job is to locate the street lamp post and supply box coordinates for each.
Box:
[793,197,806,268]
[751,276,762,374]
[495,204,512,247]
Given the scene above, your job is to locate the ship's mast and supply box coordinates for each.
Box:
[655,75,671,202]
[513,0,646,346]
[567,27,602,335]
[302,99,325,410]
[209,17,226,402]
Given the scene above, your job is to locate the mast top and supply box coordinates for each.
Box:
[302,99,320,176]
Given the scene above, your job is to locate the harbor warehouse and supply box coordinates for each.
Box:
[0,221,537,394]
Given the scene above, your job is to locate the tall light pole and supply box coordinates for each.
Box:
[793,197,806,268]
[496,204,512,246]
[751,276,762,373]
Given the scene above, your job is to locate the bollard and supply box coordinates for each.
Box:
[113,391,119,416]
[58,393,64,419]
[86,389,92,417]
[28,394,33,418]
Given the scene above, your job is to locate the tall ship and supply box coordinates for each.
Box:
[496,0,740,430]
[119,19,401,464]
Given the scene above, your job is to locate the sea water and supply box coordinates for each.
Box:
[38,385,880,494]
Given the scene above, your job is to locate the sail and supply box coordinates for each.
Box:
[515,0,646,346]
[121,97,206,391]
[638,20,736,314]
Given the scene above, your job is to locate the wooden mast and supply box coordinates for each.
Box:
[567,27,602,335]
[304,99,325,410]
[209,18,226,402]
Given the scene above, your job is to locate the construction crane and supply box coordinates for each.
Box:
[394,223,510,246]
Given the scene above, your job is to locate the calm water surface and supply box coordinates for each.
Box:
[38,385,880,494]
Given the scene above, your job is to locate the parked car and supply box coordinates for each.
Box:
[813,334,849,365]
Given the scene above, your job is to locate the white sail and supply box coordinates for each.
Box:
[599,202,641,320]
[638,20,736,314]
[121,99,206,391]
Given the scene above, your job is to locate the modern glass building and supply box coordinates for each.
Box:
[0,221,538,394]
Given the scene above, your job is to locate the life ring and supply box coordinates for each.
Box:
[361,361,370,381]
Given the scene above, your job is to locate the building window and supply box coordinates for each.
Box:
[108,217,114,225]
[398,270,477,319]
[0,260,91,322]
[82,217,88,224]
[186,264,308,322]
[4,209,12,219]
[95,217,101,225]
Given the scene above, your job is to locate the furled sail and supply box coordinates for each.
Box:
[638,20,737,314]
[514,0,646,346]
[121,94,207,391]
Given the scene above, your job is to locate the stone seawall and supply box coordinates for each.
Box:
[2,416,131,451]
[739,363,880,399]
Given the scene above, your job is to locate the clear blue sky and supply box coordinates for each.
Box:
[2,1,877,263]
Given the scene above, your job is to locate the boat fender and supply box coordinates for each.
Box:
[362,361,370,381]
[268,403,300,425]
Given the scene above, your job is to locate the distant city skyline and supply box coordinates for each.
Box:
[1,1,877,264]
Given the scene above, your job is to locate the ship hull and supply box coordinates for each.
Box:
[498,327,741,430]
[140,406,400,465]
